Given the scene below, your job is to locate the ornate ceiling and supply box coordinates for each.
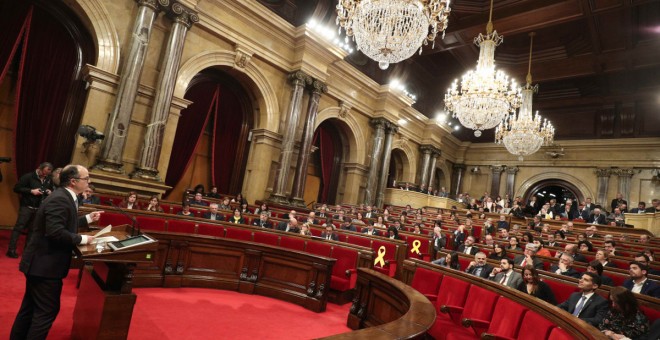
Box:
[259,0,660,142]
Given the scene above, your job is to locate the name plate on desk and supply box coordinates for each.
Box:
[108,234,156,251]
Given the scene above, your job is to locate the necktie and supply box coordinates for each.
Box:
[521,259,527,267]
[573,296,586,316]
[500,274,507,284]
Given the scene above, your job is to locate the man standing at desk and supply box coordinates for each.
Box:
[11,164,103,340]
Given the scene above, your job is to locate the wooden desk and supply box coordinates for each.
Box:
[384,188,465,210]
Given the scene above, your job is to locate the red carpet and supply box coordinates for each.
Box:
[0,230,351,339]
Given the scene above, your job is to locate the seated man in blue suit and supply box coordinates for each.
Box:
[623,261,660,298]
[557,272,609,326]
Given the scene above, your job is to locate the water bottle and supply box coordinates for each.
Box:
[96,241,105,253]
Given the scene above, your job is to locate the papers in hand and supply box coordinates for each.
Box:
[94,225,112,237]
[92,236,119,244]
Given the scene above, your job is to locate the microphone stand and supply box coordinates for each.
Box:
[110,201,141,237]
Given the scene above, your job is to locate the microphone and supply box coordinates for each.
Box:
[109,200,141,237]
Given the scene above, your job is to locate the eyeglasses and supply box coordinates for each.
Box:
[74,176,91,182]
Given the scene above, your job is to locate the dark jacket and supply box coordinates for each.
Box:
[623,278,660,298]
[276,221,300,233]
[14,170,53,208]
[466,263,494,278]
[557,292,609,326]
[252,219,273,229]
[203,212,225,221]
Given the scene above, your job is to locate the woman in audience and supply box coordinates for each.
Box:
[193,184,205,195]
[177,202,193,216]
[219,197,231,210]
[120,191,141,210]
[387,226,400,240]
[231,193,245,204]
[352,212,365,226]
[300,223,312,236]
[239,202,251,214]
[595,249,617,268]
[382,208,391,222]
[554,230,566,240]
[229,208,245,224]
[433,251,461,270]
[254,203,269,216]
[144,195,164,213]
[467,198,479,211]
[488,243,507,260]
[373,215,386,229]
[507,236,522,251]
[398,213,407,225]
[517,265,556,304]
[599,286,650,339]
[521,231,535,244]
[577,232,588,242]
[578,240,594,253]
[412,224,422,234]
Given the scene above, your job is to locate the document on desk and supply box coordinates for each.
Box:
[94,225,112,237]
[92,236,119,244]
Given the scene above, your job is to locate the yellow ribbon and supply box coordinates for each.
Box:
[410,240,421,255]
[374,246,386,267]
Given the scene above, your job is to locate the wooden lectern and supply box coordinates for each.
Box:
[71,225,158,340]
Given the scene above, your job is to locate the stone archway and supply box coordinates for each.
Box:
[516,172,594,205]
[388,147,413,185]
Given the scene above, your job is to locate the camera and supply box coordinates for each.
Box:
[77,125,105,142]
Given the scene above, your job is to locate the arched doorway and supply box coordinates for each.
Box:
[431,167,447,192]
[523,179,585,206]
[165,68,253,200]
[388,148,409,187]
[307,119,345,205]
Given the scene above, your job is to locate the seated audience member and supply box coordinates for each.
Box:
[517,265,556,304]
[219,197,231,211]
[603,234,614,241]
[412,224,422,234]
[557,272,609,326]
[382,208,391,222]
[599,286,650,339]
[206,186,221,199]
[589,208,607,225]
[506,236,522,252]
[489,258,523,289]
[510,202,524,218]
[239,202,251,214]
[577,232,588,242]
[340,218,356,232]
[546,233,560,248]
[231,193,245,204]
[316,206,329,219]
[252,212,273,229]
[488,243,507,261]
[190,192,209,207]
[623,261,660,298]
[534,240,552,258]
[362,222,380,236]
[560,201,578,220]
[277,218,300,233]
[193,184,205,195]
[578,240,594,254]
[604,240,617,256]
[514,243,544,270]
[386,226,400,240]
[438,187,448,198]
[554,229,566,241]
[559,243,587,263]
[373,215,386,229]
[642,249,654,262]
[585,225,599,238]
[254,203,269,216]
[465,252,493,278]
[144,195,164,213]
[484,234,495,246]
[521,231,534,244]
[177,202,193,216]
[453,224,469,249]
[595,249,617,268]
[363,205,376,219]
[483,218,495,235]
[320,223,338,241]
[81,185,100,205]
[631,202,647,214]
[499,228,510,240]
[283,210,297,221]
[204,203,224,221]
[432,251,461,270]
[431,226,446,252]
[299,223,312,236]
[305,212,319,225]
[120,191,141,210]
[496,215,509,231]
[607,208,626,227]
[228,208,245,224]
[638,234,650,244]
[587,261,614,286]
[577,204,591,220]
[633,253,660,276]
[333,210,345,221]
[458,236,478,255]
[550,253,582,278]
[649,198,660,213]
[611,193,628,212]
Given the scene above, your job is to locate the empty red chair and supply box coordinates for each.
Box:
[480,298,528,339]
[543,278,579,305]
[516,310,555,340]
[136,216,166,232]
[410,268,443,302]
[309,228,322,237]
[547,327,572,340]
[171,205,183,215]
[279,236,306,251]
[197,223,224,237]
[451,285,499,336]
[306,241,332,257]
[346,235,372,249]
[253,232,279,246]
[225,228,253,241]
[329,246,358,291]
[167,220,196,234]
[98,212,133,227]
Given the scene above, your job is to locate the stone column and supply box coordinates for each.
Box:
[452,164,466,197]
[595,168,612,207]
[505,166,519,197]
[132,3,199,180]
[490,165,506,196]
[268,71,312,204]
[417,146,433,188]
[363,118,388,206]
[290,79,328,207]
[95,0,164,173]
[427,149,441,190]
[375,122,398,208]
[613,168,635,203]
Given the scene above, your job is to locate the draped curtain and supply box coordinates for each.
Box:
[210,88,244,194]
[317,126,336,203]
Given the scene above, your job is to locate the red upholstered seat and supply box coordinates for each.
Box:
[543,278,579,304]
[337,234,348,242]
[225,228,253,241]
[640,304,660,323]
[310,228,322,237]
[405,235,432,261]
[471,225,482,241]
[457,285,499,335]
[279,236,306,251]
[346,235,372,249]
[98,212,134,228]
[516,310,555,340]
[171,205,183,215]
[167,220,196,234]
[306,241,332,257]
[159,204,172,214]
[457,257,472,271]
[329,246,358,291]
[136,216,166,232]
[547,327,572,340]
[253,232,279,246]
[410,268,443,302]
[196,223,225,237]
[189,208,204,217]
[371,240,398,277]
[481,298,528,339]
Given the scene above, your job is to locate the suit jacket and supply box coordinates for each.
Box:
[496,221,509,231]
[252,219,273,229]
[557,292,609,326]
[204,212,225,221]
[630,208,647,214]
[433,236,446,251]
[457,244,479,255]
[276,221,300,233]
[228,217,245,224]
[573,253,588,263]
[341,224,357,232]
[623,278,660,298]
[19,187,89,279]
[611,199,627,212]
[490,270,523,289]
[466,264,494,278]
[364,212,376,219]
[589,214,606,225]
[600,275,614,287]
[513,254,544,270]
[320,232,339,241]
[362,228,380,236]
[549,265,582,279]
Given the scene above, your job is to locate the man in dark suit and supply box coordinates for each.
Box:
[561,243,587,263]
[203,203,225,221]
[550,253,582,278]
[623,261,660,298]
[457,236,479,255]
[304,212,319,225]
[252,212,273,228]
[513,243,544,270]
[586,261,614,286]
[465,252,493,278]
[588,208,606,225]
[276,218,300,233]
[320,224,339,241]
[557,272,609,326]
[488,258,523,289]
[363,206,376,219]
[630,202,647,214]
[189,192,209,207]
[80,184,101,205]
[362,223,380,236]
[496,215,509,231]
[610,193,627,212]
[11,164,103,339]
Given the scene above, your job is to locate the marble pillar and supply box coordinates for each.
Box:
[427,149,441,191]
[375,122,398,208]
[290,79,328,207]
[452,164,466,197]
[505,166,519,197]
[268,71,312,204]
[363,118,388,206]
[595,168,612,207]
[95,0,164,173]
[614,168,635,203]
[490,165,506,196]
[132,3,198,181]
[417,146,433,188]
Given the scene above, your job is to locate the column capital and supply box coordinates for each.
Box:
[612,168,635,178]
[384,122,399,135]
[453,164,466,170]
[169,2,200,28]
[370,117,389,130]
[506,166,519,175]
[136,0,164,11]
[419,145,434,154]
[288,71,312,87]
[594,168,612,177]
[308,79,328,95]
[490,165,506,173]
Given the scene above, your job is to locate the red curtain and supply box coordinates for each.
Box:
[0,2,32,82]
[318,127,335,203]
[210,87,244,194]
[165,83,219,190]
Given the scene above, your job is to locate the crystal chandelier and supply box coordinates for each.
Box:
[495,32,554,161]
[444,0,521,137]
[336,0,451,70]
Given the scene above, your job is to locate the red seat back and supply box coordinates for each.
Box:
[331,246,358,277]
[253,232,279,246]
[543,278,579,304]
[197,223,225,237]
[462,285,499,322]
[371,240,397,262]
[485,298,527,338]
[309,228,322,237]
[640,304,660,323]
[279,236,306,251]
[547,327,572,340]
[410,268,443,301]
[516,310,555,340]
[225,228,253,241]
[98,212,134,227]
[404,235,431,259]
[171,205,183,215]
[306,241,332,257]
[346,235,372,248]
[167,220,196,234]
[436,276,470,312]
[136,216,166,232]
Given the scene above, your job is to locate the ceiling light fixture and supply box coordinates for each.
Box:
[336,0,452,70]
[444,0,521,137]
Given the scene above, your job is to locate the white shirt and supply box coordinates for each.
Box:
[464,246,473,254]
[64,187,93,244]
[632,278,647,294]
